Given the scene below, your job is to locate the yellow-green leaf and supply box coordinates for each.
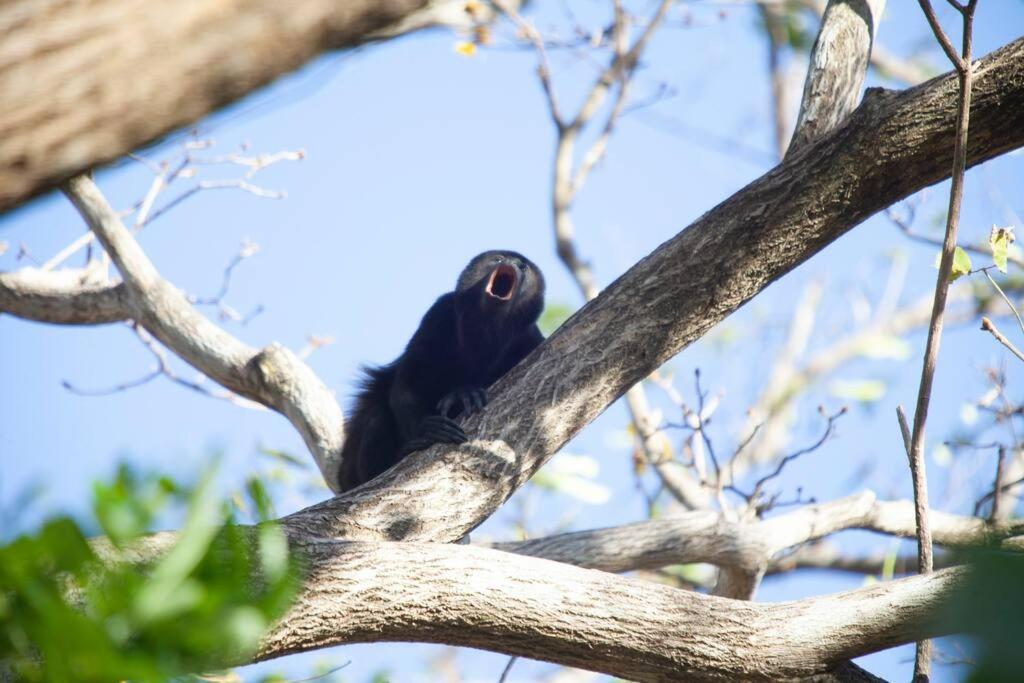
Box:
[828,378,886,403]
[990,225,1015,273]
[934,246,972,281]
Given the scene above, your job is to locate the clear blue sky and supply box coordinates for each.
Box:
[2,3,1023,681]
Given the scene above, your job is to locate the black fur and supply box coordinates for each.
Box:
[337,250,546,492]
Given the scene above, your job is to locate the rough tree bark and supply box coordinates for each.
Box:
[253,542,965,682]
[0,0,511,213]
[788,0,887,156]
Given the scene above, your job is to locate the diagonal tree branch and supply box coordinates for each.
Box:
[278,38,1024,546]
[58,175,346,491]
[11,38,1024,555]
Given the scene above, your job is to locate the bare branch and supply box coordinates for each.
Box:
[492,491,1024,574]
[269,37,1024,545]
[0,266,129,325]
[58,175,345,490]
[789,0,887,156]
[981,316,1024,363]
[905,3,978,677]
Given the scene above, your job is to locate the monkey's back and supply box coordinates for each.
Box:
[337,363,401,492]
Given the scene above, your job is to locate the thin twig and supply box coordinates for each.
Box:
[990,446,1007,521]
[497,656,518,683]
[981,317,1024,363]
[981,269,1024,336]
[888,205,1024,270]
[745,407,846,507]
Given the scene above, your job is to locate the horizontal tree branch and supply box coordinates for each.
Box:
[0,0,517,213]
[278,36,1024,545]
[491,491,1024,573]
[0,266,128,325]
[251,539,965,681]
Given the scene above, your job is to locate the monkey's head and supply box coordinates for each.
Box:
[456,250,545,329]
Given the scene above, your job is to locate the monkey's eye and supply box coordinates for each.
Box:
[492,256,503,263]
[517,262,528,272]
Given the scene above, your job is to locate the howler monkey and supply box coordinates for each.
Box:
[337,250,546,492]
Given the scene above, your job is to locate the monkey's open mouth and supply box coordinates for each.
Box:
[486,264,518,301]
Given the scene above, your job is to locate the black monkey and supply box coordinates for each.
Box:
[337,250,546,492]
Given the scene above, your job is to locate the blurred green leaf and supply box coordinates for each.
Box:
[827,379,886,403]
[257,445,308,469]
[856,333,911,360]
[538,302,574,336]
[945,551,1024,682]
[0,464,300,683]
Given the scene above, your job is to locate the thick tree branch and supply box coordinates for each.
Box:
[0,0,519,213]
[279,37,1024,545]
[87,488,1018,679]
[57,175,346,491]
[250,540,966,681]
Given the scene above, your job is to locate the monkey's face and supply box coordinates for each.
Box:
[457,250,545,326]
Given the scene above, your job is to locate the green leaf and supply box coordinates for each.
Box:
[827,379,886,403]
[257,445,308,469]
[531,454,610,504]
[990,225,1016,274]
[934,246,972,281]
[538,303,573,336]
[245,476,276,522]
[856,333,911,360]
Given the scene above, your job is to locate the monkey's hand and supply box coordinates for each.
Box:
[437,387,488,419]
[400,415,469,456]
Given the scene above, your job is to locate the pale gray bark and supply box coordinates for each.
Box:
[789,0,887,156]
[491,491,1024,573]
[0,266,127,325]
[60,176,347,490]
[256,541,963,682]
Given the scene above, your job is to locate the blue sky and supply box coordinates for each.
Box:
[2,2,1024,681]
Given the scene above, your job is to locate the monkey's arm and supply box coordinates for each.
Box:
[389,295,469,454]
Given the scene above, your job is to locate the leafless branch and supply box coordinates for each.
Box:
[981,317,1024,363]
[788,0,887,157]
[58,175,345,490]
[745,407,847,509]
[905,2,978,677]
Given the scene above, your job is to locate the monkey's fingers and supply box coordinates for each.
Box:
[467,388,488,414]
[436,387,488,418]
[437,393,458,418]
[419,415,468,444]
